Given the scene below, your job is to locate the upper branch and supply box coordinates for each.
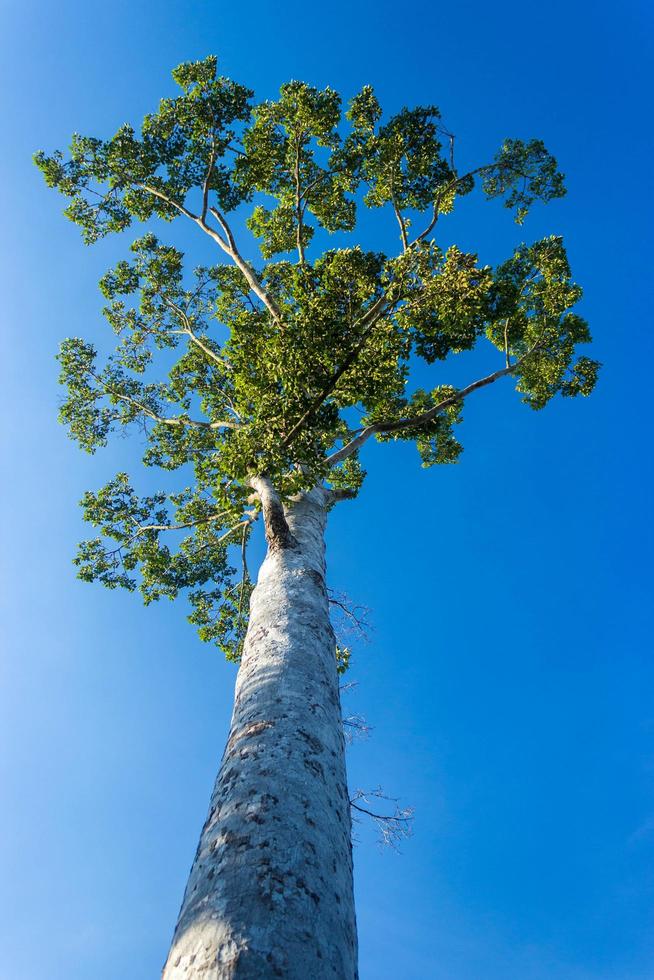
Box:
[294,137,306,264]
[410,166,489,246]
[138,182,283,325]
[328,316,557,467]
[327,362,517,467]
[93,374,238,431]
[160,296,233,375]
[392,196,409,251]
[280,294,394,450]
[248,475,297,551]
[200,143,218,222]
[205,206,283,323]
[139,183,198,222]
[390,173,409,252]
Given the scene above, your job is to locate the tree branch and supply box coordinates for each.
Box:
[282,154,530,456]
[139,184,199,222]
[327,361,519,467]
[390,173,408,252]
[249,475,297,551]
[350,801,409,822]
[91,373,238,431]
[159,296,234,376]
[294,137,306,264]
[342,714,372,744]
[349,788,414,850]
[131,510,233,537]
[201,144,217,222]
[393,200,409,252]
[411,164,493,246]
[138,182,283,325]
[300,167,339,205]
[280,293,395,450]
[328,590,370,638]
[206,207,283,323]
[240,520,251,583]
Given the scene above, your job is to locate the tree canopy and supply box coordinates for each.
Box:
[35,55,599,661]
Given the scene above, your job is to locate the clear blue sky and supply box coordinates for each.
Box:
[1,1,652,977]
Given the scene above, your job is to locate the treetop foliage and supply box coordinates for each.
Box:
[35,55,599,660]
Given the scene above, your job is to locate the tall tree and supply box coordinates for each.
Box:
[35,56,598,979]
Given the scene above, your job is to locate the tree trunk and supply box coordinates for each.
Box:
[162,487,358,979]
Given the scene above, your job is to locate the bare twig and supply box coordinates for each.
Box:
[339,679,359,695]
[342,714,372,745]
[350,788,414,850]
[328,589,370,640]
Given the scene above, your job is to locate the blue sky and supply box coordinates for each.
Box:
[1,1,652,977]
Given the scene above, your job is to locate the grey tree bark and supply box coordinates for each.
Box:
[162,487,358,979]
